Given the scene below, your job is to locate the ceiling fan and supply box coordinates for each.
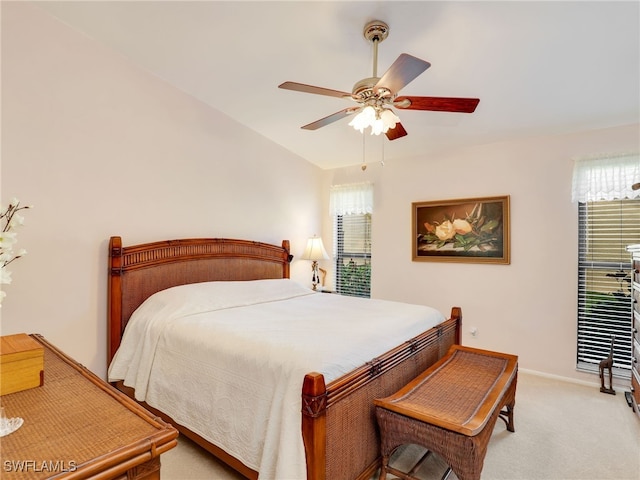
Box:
[278,20,480,140]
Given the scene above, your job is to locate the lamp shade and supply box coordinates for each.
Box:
[301,236,329,261]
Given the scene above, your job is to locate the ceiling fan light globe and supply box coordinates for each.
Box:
[362,105,376,121]
[349,106,377,133]
[348,116,366,132]
[380,109,400,128]
[371,118,386,135]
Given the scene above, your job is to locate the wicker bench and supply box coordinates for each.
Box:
[374,345,518,480]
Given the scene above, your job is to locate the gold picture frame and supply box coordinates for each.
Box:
[412,195,510,264]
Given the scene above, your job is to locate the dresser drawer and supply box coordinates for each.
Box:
[632,368,640,408]
[628,246,640,418]
[633,261,640,284]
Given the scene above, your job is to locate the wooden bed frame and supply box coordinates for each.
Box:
[107,236,462,480]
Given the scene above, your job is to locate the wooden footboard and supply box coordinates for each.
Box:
[302,308,461,480]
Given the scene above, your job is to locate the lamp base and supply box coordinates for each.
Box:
[311,261,319,290]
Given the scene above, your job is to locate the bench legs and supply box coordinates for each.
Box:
[499,403,516,432]
[378,450,434,480]
[377,408,498,480]
[499,373,517,433]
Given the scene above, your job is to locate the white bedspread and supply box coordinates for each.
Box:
[108,279,444,479]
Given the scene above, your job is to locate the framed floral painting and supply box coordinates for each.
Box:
[412,195,510,264]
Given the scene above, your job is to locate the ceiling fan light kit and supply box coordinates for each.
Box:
[278,20,480,140]
[348,106,400,135]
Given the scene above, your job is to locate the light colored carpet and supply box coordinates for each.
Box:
[160,371,640,479]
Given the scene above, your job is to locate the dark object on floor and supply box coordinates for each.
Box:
[625,391,635,410]
[599,336,616,395]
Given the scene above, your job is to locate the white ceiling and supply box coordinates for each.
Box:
[33,1,640,170]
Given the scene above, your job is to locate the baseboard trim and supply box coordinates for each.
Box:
[519,367,627,392]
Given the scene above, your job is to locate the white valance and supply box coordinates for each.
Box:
[329,182,374,216]
[571,153,640,202]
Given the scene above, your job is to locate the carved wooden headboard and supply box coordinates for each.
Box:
[107,236,292,364]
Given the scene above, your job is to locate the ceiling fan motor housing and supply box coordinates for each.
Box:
[352,77,380,100]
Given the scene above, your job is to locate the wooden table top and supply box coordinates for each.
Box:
[0,335,178,479]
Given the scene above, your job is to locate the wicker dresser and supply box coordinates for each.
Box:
[0,335,178,479]
[628,244,640,419]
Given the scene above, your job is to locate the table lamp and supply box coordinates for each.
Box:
[301,236,329,291]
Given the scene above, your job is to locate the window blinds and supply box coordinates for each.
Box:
[334,214,371,298]
[330,183,373,298]
[577,199,640,373]
[573,154,640,375]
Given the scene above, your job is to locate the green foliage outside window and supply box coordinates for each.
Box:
[338,259,371,298]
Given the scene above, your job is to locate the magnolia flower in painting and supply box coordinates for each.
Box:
[0,198,32,306]
[419,203,501,252]
[431,218,474,242]
[452,218,473,235]
[435,220,456,241]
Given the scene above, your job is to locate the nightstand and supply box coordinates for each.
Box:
[0,334,178,479]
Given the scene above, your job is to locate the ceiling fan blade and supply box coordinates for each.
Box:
[279,81,352,99]
[301,107,360,130]
[385,122,407,141]
[395,96,480,113]
[375,54,431,95]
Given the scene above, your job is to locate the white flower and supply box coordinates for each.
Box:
[0,198,32,306]
[0,268,12,285]
[9,213,24,228]
[0,231,17,247]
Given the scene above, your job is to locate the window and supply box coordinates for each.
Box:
[330,182,373,298]
[573,153,640,376]
[334,213,371,297]
[577,199,640,375]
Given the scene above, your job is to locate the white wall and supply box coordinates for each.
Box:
[0,3,322,377]
[323,124,640,385]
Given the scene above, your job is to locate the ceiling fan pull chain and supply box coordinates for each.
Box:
[361,130,367,171]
